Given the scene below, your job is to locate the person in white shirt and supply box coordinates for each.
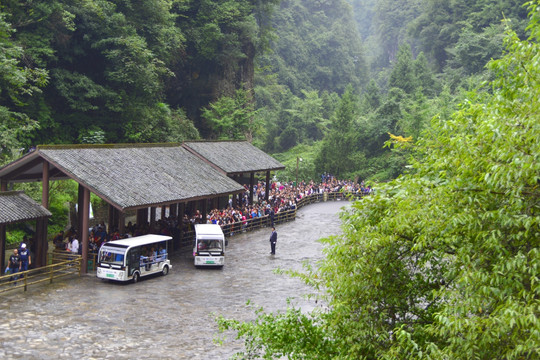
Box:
[71,237,79,254]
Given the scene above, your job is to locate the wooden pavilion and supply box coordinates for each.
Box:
[0,191,52,271]
[0,142,284,273]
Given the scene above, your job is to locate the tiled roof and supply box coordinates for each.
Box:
[37,144,244,210]
[183,141,285,174]
[0,191,51,225]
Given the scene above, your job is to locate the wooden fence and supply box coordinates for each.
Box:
[0,251,81,293]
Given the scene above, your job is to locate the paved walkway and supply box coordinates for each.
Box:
[0,201,347,359]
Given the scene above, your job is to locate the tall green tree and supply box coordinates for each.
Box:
[217,3,540,358]
[314,85,360,178]
[388,43,417,94]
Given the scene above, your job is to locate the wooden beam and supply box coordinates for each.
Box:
[1,156,43,182]
[265,171,270,202]
[0,224,5,273]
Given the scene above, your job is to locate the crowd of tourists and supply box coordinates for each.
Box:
[48,176,373,255]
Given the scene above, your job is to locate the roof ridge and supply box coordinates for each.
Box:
[37,143,182,150]
[0,190,24,196]
[183,140,246,143]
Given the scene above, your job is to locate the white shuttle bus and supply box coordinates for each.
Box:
[97,234,172,283]
[193,224,225,267]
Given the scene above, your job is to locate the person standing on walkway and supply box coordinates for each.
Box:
[269,227,277,255]
[19,243,31,272]
[8,248,21,284]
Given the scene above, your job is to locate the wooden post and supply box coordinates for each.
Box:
[118,211,125,234]
[77,184,84,234]
[34,218,47,268]
[178,202,186,250]
[201,199,208,223]
[137,208,148,227]
[108,204,115,232]
[150,207,156,229]
[249,172,255,205]
[236,174,242,208]
[1,181,7,271]
[161,206,166,220]
[265,171,270,202]
[42,160,49,209]
[170,203,177,218]
[80,187,90,274]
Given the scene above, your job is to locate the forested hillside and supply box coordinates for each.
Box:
[0,0,532,183]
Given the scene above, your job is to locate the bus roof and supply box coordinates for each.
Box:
[101,234,172,249]
[195,223,224,236]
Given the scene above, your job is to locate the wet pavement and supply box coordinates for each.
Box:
[0,201,347,359]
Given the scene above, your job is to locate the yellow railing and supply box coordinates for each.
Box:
[0,254,81,293]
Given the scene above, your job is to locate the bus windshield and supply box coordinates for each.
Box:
[197,239,223,251]
[99,248,125,265]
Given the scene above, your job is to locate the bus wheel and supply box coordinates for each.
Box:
[133,272,140,283]
[162,265,169,276]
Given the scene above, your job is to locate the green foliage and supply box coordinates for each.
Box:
[0,12,47,162]
[256,86,335,153]
[78,126,106,144]
[271,143,320,183]
[217,5,540,358]
[201,88,258,140]
[5,226,27,246]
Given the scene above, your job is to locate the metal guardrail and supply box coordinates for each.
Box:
[0,252,81,293]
